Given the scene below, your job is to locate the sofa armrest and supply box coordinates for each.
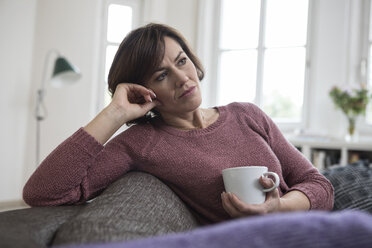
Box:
[0,205,83,248]
[53,172,199,246]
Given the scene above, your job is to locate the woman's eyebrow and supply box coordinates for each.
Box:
[154,51,184,73]
[173,51,184,62]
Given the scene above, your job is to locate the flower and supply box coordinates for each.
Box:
[329,84,371,118]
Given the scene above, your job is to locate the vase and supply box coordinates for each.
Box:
[345,116,359,142]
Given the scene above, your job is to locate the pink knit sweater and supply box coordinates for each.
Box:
[23,102,334,224]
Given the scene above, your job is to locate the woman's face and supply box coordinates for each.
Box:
[144,37,202,117]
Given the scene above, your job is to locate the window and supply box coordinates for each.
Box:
[99,0,141,108]
[217,0,310,123]
[366,1,372,124]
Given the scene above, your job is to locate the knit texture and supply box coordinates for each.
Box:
[23,102,334,224]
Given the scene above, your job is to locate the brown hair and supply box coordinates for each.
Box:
[107,23,205,125]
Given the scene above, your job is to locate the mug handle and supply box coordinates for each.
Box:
[262,172,280,193]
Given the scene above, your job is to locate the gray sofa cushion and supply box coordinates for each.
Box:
[322,160,372,213]
[0,206,82,248]
[53,172,199,246]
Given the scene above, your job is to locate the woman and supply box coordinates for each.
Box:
[23,23,334,225]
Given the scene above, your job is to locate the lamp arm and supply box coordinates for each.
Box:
[34,49,60,121]
[35,89,47,121]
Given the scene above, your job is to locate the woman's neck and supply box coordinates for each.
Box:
[161,108,218,131]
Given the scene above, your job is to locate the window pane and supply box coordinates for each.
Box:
[107,4,132,43]
[265,0,309,47]
[367,103,372,124]
[218,50,257,105]
[104,45,119,106]
[220,0,261,49]
[369,45,372,87]
[262,47,306,121]
[369,3,372,41]
[367,44,372,124]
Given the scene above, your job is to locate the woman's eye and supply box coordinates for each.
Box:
[178,58,187,65]
[156,72,167,81]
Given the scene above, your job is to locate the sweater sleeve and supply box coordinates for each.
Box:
[244,103,334,210]
[23,128,136,206]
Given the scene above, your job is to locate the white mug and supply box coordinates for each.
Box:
[222,166,280,204]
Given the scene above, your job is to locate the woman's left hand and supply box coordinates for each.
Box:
[221,176,282,218]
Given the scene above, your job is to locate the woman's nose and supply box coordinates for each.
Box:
[174,69,188,87]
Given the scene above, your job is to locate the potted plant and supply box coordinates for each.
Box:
[329,84,371,141]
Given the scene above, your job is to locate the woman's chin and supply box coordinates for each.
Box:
[156,97,202,116]
[184,96,203,111]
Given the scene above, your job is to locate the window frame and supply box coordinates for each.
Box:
[362,0,372,126]
[199,0,313,131]
[356,0,372,134]
[96,0,142,113]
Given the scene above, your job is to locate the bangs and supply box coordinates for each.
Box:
[127,30,166,84]
[108,29,166,88]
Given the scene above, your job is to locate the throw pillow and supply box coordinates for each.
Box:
[322,160,372,213]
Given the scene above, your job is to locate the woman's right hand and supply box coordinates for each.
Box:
[84,83,158,144]
[108,83,159,125]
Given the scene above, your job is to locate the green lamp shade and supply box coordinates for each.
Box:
[51,57,81,87]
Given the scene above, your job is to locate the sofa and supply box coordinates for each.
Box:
[1,160,372,248]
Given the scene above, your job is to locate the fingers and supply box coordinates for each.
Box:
[221,192,245,218]
[140,100,160,113]
[116,83,158,105]
[125,84,156,103]
[142,88,157,103]
[222,177,282,218]
[259,176,280,201]
[259,175,275,189]
[120,83,154,96]
[257,176,281,213]
[222,192,271,217]
[130,84,156,100]
[222,192,266,217]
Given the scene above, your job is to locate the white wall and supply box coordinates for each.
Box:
[142,0,199,48]
[0,0,37,202]
[0,0,103,203]
[0,0,369,203]
[23,0,103,178]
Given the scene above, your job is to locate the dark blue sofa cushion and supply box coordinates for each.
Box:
[322,160,372,213]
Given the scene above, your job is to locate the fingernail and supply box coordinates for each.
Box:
[150,90,156,98]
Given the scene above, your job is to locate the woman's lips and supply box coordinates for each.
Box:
[179,86,196,98]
